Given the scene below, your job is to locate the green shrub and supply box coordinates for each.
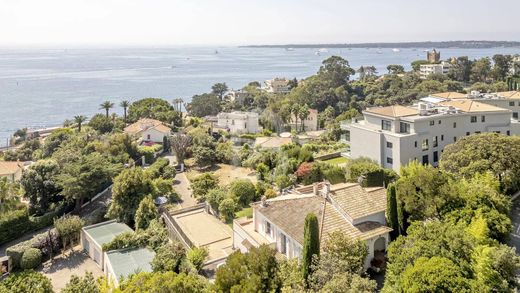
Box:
[0,208,31,245]
[0,270,53,293]
[20,248,42,269]
[187,247,209,272]
[138,145,162,165]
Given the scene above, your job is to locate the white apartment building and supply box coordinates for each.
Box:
[431,91,520,120]
[264,78,291,94]
[233,182,391,269]
[216,111,259,134]
[419,62,451,79]
[342,100,520,172]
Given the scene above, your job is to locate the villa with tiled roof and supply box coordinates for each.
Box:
[233,182,391,269]
[123,118,171,144]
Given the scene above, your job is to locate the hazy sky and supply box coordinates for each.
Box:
[1,0,519,47]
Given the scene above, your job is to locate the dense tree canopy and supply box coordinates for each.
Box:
[441,133,520,194]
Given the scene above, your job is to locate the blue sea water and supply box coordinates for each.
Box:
[0,46,519,146]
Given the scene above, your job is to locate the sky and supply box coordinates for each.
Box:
[0,0,519,47]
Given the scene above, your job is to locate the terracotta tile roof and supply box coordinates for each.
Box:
[496,91,520,99]
[0,161,23,176]
[365,105,419,118]
[439,100,509,113]
[124,118,170,135]
[255,183,391,245]
[430,92,468,99]
[329,185,387,220]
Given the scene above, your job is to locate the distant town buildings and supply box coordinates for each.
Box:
[264,78,291,94]
[419,62,451,79]
[289,109,319,131]
[123,118,171,143]
[341,94,520,171]
[216,111,260,134]
[233,181,391,269]
[427,49,440,63]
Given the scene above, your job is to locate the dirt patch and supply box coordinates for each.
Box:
[187,164,257,186]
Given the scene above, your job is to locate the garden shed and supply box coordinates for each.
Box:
[81,220,133,268]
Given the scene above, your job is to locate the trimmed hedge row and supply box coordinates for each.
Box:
[0,204,67,246]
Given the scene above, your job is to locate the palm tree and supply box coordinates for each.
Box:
[74,115,87,132]
[100,101,114,118]
[120,100,130,123]
[298,105,310,132]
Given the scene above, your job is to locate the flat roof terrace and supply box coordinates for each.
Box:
[171,208,234,263]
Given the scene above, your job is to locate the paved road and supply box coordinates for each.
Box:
[174,172,198,208]
[509,198,520,253]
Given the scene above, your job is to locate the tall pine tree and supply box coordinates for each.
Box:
[302,212,320,285]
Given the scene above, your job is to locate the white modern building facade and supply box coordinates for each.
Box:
[342,99,520,172]
[217,111,260,134]
[419,62,451,79]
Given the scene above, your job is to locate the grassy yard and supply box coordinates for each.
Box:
[235,207,253,219]
[321,156,349,165]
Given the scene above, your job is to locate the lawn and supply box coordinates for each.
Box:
[235,207,253,219]
[321,156,349,165]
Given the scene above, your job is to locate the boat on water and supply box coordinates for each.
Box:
[376,50,383,54]
[318,48,328,53]
[314,51,321,56]
[215,50,219,54]
[285,47,295,51]
[392,48,401,52]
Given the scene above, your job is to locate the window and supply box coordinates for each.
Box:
[265,221,271,236]
[507,130,511,136]
[470,116,477,123]
[422,155,429,165]
[386,142,393,148]
[387,157,393,164]
[454,136,457,142]
[421,139,429,151]
[414,141,418,148]
[453,122,457,128]
[475,131,481,134]
[231,119,235,125]
[441,135,444,141]
[400,122,410,133]
[280,234,287,254]
[481,116,486,122]
[438,120,442,125]
[429,120,435,126]
[433,136,438,147]
[514,112,519,119]
[466,132,470,136]
[433,151,439,163]
[147,134,151,140]
[381,120,391,131]
[510,101,515,106]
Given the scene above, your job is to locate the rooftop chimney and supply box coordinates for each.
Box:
[321,181,331,199]
[313,183,319,196]
[261,196,267,207]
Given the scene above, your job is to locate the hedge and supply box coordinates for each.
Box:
[0,203,67,246]
[20,248,42,270]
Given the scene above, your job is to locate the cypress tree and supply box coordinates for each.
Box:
[302,212,320,285]
[386,183,399,240]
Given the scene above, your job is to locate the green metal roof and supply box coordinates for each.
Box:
[106,247,155,281]
[83,221,133,247]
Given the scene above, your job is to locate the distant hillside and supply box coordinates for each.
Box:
[243,41,520,49]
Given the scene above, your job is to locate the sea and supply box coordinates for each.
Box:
[1,46,519,146]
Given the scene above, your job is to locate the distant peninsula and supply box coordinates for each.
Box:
[242,40,520,49]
